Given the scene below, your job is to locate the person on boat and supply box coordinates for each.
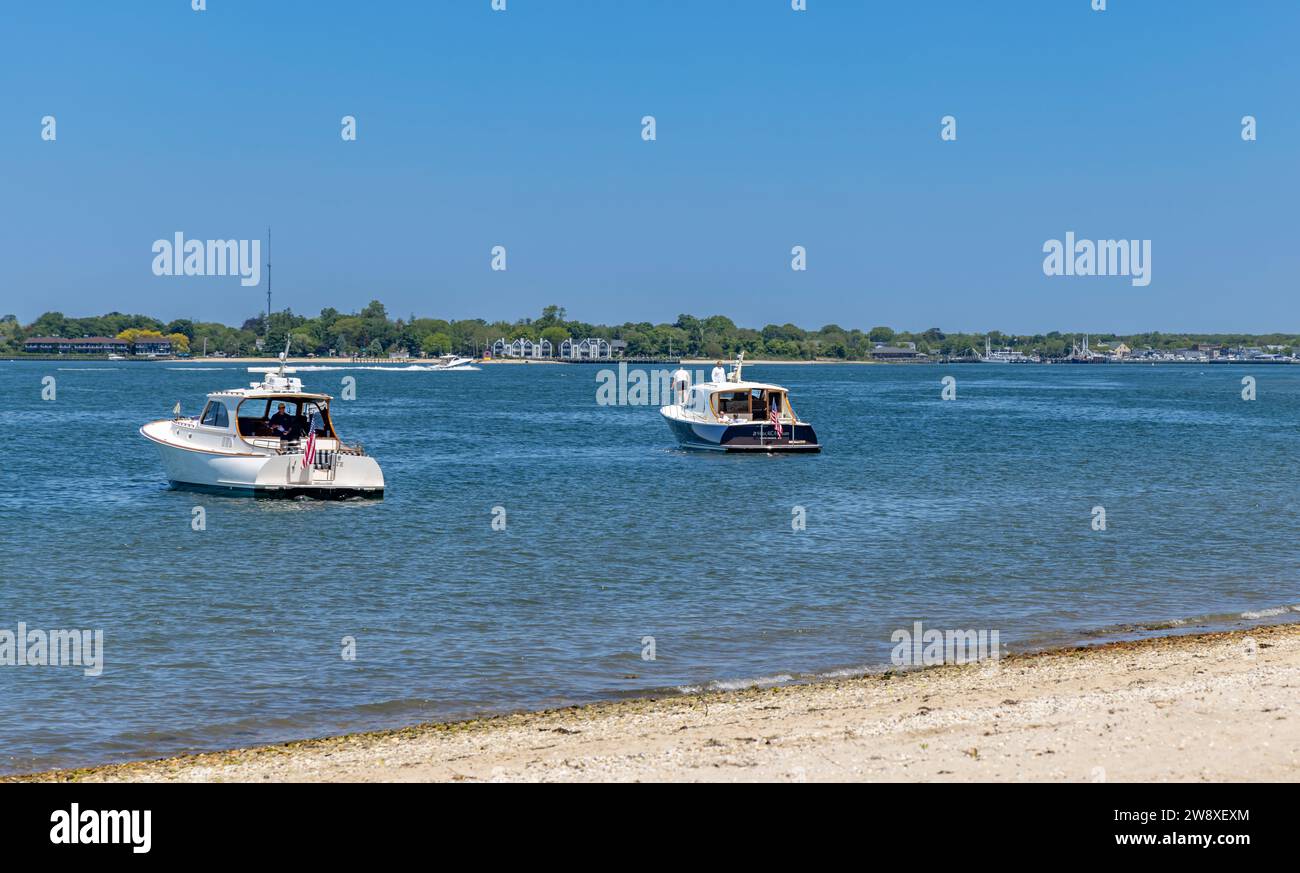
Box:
[670,368,691,405]
[268,402,294,436]
[710,361,726,383]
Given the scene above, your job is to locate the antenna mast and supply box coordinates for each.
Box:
[266,226,272,321]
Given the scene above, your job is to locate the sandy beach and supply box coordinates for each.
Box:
[10,623,1298,783]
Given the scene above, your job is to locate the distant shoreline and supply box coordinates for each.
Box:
[11,622,1298,783]
[5,356,1297,366]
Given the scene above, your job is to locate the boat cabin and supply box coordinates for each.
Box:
[236,395,335,441]
[196,391,338,449]
[681,382,795,424]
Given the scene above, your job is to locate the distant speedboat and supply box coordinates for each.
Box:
[659,353,820,453]
[431,354,476,370]
[139,355,384,498]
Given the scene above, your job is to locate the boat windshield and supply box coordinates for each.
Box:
[236,396,335,441]
[199,401,229,429]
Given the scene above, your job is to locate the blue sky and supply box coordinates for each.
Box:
[2,1,1297,333]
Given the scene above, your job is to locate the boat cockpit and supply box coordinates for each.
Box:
[677,383,795,423]
[232,395,335,442]
[712,387,790,422]
[193,393,338,451]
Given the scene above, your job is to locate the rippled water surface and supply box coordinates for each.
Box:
[1,360,1298,773]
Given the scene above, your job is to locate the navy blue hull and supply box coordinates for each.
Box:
[665,417,821,452]
[168,480,384,500]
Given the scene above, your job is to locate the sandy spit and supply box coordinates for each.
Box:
[8,624,1299,783]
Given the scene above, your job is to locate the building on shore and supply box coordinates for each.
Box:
[490,336,625,360]
[869,341,928,361]
[23,336,131,355]
[560,337,614,359]
[486,337,551,359]
[130,338,174,356]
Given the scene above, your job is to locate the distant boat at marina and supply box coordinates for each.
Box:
[1064,334,1107,363]
[139,352,384,498]
[979,337,1039,364]
[659,353,821,453]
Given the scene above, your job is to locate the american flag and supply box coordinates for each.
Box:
[769,396,783,439]
[303,412,319,466]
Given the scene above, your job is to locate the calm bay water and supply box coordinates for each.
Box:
[1,359,1298,773]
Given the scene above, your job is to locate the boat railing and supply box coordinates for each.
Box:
[276,438,366,458]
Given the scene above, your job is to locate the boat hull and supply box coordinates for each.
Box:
[662,412,821,453]
[166,480,383,499]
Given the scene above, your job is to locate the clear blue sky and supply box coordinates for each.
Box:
[2,1,1297,334]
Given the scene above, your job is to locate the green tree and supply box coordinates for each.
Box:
[421,332,452,356]
[360,300,387,321]
[540,325,569,349]
[165,319,195,340]
[537,305,567,327]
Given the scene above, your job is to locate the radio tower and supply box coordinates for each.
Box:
[266,226,272,321]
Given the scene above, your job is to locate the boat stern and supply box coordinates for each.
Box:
[254,450,385,498]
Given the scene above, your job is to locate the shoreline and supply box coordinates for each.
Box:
[10,622,1299,783]
[8,354,1295,367]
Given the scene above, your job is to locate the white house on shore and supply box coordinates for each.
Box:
[489,337,553,359]
[490,336,623,359]
[560,337,616,359]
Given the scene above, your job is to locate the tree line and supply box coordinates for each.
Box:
[2,304,1296,360]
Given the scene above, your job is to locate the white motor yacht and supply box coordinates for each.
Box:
[139,357,384,498]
